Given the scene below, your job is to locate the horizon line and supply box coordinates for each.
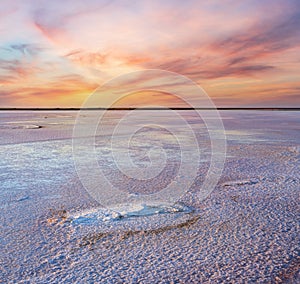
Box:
[0,107,299,111]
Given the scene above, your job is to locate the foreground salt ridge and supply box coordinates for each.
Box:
[222,178,259,187]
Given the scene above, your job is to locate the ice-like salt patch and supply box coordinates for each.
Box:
[110,203,193,219]
[69,203,193,225]
[64,203,197,243]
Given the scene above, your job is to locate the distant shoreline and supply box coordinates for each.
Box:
[0,107,299,111]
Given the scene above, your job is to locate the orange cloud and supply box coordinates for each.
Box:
[0,0,299,107]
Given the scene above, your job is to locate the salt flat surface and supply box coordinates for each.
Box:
[0,111,299,283]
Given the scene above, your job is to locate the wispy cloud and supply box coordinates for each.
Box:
[0,0,299,106]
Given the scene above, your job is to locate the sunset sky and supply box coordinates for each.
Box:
[0,0,299,107]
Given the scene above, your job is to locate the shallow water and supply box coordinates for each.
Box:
[0,110,299,283]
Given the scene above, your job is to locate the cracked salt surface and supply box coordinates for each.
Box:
[0,110,299,283]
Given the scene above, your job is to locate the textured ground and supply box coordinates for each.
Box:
[0,110,299,283]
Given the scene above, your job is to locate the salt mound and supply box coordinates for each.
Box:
[0,123,42,129]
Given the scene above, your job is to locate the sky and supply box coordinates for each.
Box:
[0,0,299,107]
